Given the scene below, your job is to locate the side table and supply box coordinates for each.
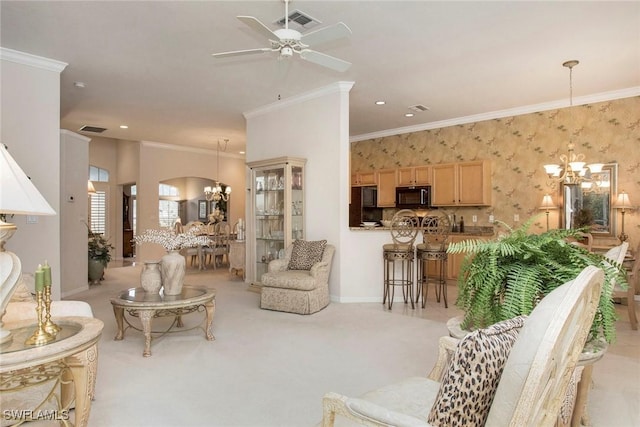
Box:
[0,316,104,427]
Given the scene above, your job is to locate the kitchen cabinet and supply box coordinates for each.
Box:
[376,169,397,207]
[424,234,489,280]
[431,161,491,206]
[397,165,431,186]
[246,157,306,284]
[351,171,376,186]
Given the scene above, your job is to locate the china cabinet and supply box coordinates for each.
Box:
[246,157,306,284]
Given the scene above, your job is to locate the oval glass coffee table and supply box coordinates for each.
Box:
[110,286,216,357]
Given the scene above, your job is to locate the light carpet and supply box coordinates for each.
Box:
[76,266,449,427]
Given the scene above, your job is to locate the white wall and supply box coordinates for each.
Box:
[59,130,91,297]
[0,48,66,299]
[245,82,354,298]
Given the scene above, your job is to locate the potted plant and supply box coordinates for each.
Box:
[447,216,627,343]
[88,229,114,284]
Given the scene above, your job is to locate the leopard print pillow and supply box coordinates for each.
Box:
[427,315,526,426]
[287,239,327,270]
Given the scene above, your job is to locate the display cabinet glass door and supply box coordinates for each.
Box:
[247,157,306,284]
[255,167,286,279]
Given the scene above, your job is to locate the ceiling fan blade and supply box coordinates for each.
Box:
[212,48,274,58]
[299,49,351,72]
[300,22,352,46]
[237,16,279,41]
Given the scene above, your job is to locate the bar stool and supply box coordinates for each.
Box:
[416,213,450,308]
[383,209,419,309]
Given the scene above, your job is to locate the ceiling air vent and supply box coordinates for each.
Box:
[79,125,107,133]
[408,104,430,113]
[274,9,321,31]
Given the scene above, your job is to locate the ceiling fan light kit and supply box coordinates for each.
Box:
[212,0,352,72]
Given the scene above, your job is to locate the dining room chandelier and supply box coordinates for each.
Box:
[543,60,604,186]
[204,139,231,202]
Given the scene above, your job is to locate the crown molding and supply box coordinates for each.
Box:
[244,81,355,119]
[140,140,245,159]
[0,47,67,73]
[350,87,640,143]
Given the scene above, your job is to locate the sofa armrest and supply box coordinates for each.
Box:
[427,335,459,381]
[267,258,288,272]
[310,261,330,277]
[345,398,431,427]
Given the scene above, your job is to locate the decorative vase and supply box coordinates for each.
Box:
[140,261,162,294]
[88,258,105,285]
[161,250,186,295]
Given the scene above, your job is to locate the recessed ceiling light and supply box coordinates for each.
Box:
[405,113,414,117]
[239,151,246,155]
[119,125,128,129]
[375,100,386,105]
[73,81,86,88]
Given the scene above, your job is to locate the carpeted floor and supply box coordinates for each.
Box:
[69,264,639,426]
[78,266,449,426]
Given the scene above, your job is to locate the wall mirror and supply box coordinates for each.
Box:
[561,163,618,237]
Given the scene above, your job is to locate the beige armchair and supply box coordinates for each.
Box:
[323,265,603,427]
[260,242,335,315]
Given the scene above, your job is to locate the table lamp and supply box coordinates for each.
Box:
[539,194,556,231]
[614,190,632,243]
[0,143,56,343]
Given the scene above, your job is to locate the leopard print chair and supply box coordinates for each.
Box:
[322,265,603,427]
[260,241,335,315]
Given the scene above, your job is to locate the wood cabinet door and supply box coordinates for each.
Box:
[431,164,457,206]
[458,161,491,205]
[352,171,376,186]
[376,169,397,207]
[414,166,432,185]
[397,167,415,186]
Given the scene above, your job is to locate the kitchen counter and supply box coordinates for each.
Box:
[349,225,495,237]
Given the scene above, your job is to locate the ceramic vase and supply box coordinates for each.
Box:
[88,259,104,285]
[161,250,185,295]
[140,261,162,294]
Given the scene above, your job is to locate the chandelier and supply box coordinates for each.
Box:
[543,60,604,186]
[204,139,232,202]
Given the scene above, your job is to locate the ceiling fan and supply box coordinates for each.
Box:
[212,0,352,72]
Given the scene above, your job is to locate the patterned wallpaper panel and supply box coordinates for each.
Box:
[352,96,640,246]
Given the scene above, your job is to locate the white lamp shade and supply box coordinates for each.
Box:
[540,194,556,209]
[614,191,632,209]
[87,180,97,194]
[0,144,55,215]
[544,164,561,175]
[588,163,605,173]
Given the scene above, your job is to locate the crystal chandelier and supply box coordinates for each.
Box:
[543,60,604,186]
[204,139,231,202]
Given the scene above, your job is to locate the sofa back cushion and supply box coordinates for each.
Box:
[287,239,327,270]
[427,316,526,427]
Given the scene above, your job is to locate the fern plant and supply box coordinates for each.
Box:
[447,216,627,343]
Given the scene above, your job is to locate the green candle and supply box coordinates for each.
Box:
[35,264,44,292]
[43,261,52,286]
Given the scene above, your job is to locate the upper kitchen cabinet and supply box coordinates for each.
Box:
[351,170,376,186]
[376,169,397,207]
[431,161,491,206]
[397,165,431,186]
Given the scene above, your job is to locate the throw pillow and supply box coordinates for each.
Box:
[287,239,327,270]
[427,315,526,427]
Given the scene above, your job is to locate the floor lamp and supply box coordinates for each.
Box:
[0,144,56,343]
[540,194,556,231]
[614,190,632,243]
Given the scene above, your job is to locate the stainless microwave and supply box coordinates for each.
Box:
[396,186,431,208]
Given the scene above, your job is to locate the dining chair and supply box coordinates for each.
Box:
[612,242,638,330]
[204,221,231,268]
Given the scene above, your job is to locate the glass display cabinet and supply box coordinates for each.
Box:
[246,157,306,284]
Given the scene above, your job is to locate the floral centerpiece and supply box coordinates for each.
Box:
[134,227,210,251]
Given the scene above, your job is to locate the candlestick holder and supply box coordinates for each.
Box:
[43,286,60,336]
[25,290,55,346]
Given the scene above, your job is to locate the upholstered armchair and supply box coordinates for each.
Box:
[260,241,335,315]
[322,266,603,427]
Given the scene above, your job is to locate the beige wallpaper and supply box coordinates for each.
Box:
[352,96,640,247]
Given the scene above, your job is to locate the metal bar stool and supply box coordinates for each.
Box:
[416,213,450,308]
[383,209,419,309]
